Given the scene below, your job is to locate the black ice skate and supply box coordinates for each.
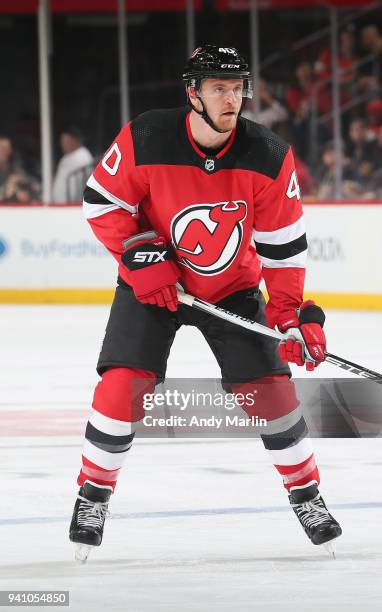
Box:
[289,483,342,557]
[69,480,112,563]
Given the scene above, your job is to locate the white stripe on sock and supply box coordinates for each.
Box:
[89,409,140,436]
[82,439,133,470]
[268,437,313,466]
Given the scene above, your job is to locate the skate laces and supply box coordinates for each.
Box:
[293,495,331,529]
[76,495,110,530]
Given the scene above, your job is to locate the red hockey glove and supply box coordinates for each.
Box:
[121,231,180,312]
[277,301,326,371]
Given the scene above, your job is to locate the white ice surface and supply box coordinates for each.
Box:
[0,306,382,612]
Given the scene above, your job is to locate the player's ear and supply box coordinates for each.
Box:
[188,86,197,102]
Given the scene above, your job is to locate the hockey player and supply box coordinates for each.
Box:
[70,46,342,561]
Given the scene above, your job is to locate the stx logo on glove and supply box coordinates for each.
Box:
[133,251,167,263]
[121,231,179,312]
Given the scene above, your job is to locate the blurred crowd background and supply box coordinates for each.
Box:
[1,0,382,204]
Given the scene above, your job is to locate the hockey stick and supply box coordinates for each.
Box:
[177,290,382,384]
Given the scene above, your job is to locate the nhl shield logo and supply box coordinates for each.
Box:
[205,158,215,172]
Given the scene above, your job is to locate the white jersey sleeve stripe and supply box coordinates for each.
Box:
[258,250,307,269]
[83,199,121,220]
[253,216,305,245]
[87,173,139,214]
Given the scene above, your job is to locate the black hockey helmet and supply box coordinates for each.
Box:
[182,45,253,133]
[183,45,251,82]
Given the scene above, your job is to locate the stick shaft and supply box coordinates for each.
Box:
[324,352,382,383]
[178,291,283,341]
[177,290,382,384]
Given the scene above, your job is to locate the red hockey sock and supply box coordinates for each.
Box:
[231,375,320,491]
[77,367,156,491]
[274,453,320,492]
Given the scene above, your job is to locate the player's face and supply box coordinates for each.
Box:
[199,79,244,132]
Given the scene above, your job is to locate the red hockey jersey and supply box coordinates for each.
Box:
[84,107,307,327]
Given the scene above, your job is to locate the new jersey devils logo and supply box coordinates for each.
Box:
[171,201,247,275]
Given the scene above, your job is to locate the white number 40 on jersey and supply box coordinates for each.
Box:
[286,170,301,200]
[102,142,122,176]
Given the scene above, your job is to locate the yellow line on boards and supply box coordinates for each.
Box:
[0,289,115,304]
[303,293,382,311]
[0,289,382,310]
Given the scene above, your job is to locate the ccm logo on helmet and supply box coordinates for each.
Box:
[171,201,247,276]
[133,251,166,263]
[219,48,236,54]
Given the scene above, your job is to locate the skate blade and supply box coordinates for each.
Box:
[75,544,93,564]
[322,540,337,559]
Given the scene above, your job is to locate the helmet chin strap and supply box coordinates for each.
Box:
[189,96,228,134]
[189,92,246,134]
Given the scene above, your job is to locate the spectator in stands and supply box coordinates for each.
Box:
[365,99,382,138]
[358,24,382,91]
[52,127,93,203]
[315,27,359,104]
[2,174,40,203]
[346,117,377,186]
[287,61,331,160]
[369,125,382,196]
[294,154,314,198]
[287,61,331,118]
[242,79,288,129]
[0,136,14,192]
[0,135,40,203]
[313,140,365,200]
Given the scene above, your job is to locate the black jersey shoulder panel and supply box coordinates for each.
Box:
[231,118,290,179]
[130,107,194,166]
[130,107,290,180]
